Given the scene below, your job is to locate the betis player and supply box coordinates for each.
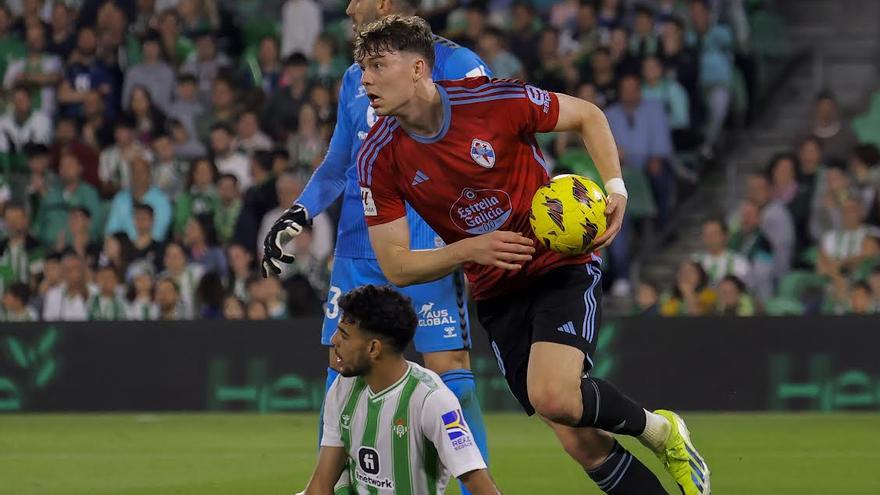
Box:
[302,285,500,495]
[354,16,710,495]
[261,2,492,490]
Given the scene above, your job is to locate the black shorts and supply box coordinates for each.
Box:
[475,261,603,415]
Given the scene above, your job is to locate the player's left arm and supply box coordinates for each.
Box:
[460,469,504,495]
[551,93,628,249]
[302,446,348,495]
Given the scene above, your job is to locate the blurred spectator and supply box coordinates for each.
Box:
[608,27,640,76]
[262,53,310,142]
[641,55,690,134]
[715,275,756,316]
[629,4,660,59]
[131,0,157,38]
[214,173,241,245]
[34,152,102,247]
[660,259,716,316]
[687,0,734,158]
[597,0,624,31]
[0,203,43,288]
[448,2,488,50]
[81,90,114,149]
[286,224,330,291]
[3,21,62,115]
[195,75,237,145]
[477,26,524,80]
[633,279,660,316]
[50,117,100,187]
[180,30,231,98]
[154,275,184,320]
[169,117,206,160]
[281,0,321,58]
[221,294,245,319]
[122,30,175,113]
[176,0,221,39]
[36,251,62,302]
[507,1,540,72]
[693,218,749,287]
[287,103,326,176]
[252,275,288,319]
[868,266,880,306]
[530,27,574,93]
[159,241,203,318]
[194,271,224,318]
[243,36,283,95]
[209,122,251,189]
[225,243,253,302]
[126,265,158,320]
[797,136,825,205]
[151,133,189,199]
[166,74,204,145]
[42,252,92,321]
[57,26,114,120]
[105,156,173,242]
[550,0,580,31]
[183,214,227,275]
[131,203,163,267]
[55,206,101,267]
[174,157,219,236]
[0,85,53,153]
[816,197,873,274]
[743,172,795,288]
[258,172,333,266]
[561,0,601,61]
[98,116,151,197]
[25,143,58,213]
[587,47,617,107]
[0,6,26,81]
[87,265,126,320]
[156,8,195,68]
[848,281,877,314]
[848,144,880,219]
[234,110,273,155]
[246,298,268,319]
[809,161,852,241]
[126,85,169,143]
[799,91,858,162]
[1,282,37,321]
[605,74,674,224]
[768,153,811,250]
[308,34,347,88]
[658,15,699,112]
[308,84,335,130]
[99,232,136,279]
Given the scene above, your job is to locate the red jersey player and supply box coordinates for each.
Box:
[355,15,710,495]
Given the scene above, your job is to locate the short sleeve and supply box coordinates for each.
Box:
[503,81,560,135]
[320,376,345,448]
[420,389,487,479]
[356,121,406,226]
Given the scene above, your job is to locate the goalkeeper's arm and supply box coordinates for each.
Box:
[302,446,347,495]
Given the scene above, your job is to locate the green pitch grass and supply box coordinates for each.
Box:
[1,413,879,494]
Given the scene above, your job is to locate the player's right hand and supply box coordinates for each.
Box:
[261,204,311,277]
[463,230,535,270]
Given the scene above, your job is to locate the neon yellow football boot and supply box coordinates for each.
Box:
[654,410,710,494]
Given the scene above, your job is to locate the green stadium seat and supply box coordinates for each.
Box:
[763,297,805,316]
[777,270,828,300]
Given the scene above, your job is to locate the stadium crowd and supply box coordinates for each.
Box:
[0,0,798,322]
[635,92,880,317]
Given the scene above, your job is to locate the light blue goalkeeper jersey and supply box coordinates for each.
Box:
[296,36,491,258]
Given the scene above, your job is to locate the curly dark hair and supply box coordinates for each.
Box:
[338,285,418,353]
[354,15,435,70]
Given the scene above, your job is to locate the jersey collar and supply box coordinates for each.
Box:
[404,84,451,144]
[368,363,413,401]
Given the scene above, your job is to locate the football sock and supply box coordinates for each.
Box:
[586,440,667,494]
[576,377,647,436]
[441,369,489,495]
[317,367,340,447]
[638,410,671,452]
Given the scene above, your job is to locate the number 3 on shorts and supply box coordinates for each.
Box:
[325,286,342,319]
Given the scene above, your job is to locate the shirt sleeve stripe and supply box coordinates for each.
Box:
[449,93,526,106]
[364,122,399,187]
[356,118,393,184]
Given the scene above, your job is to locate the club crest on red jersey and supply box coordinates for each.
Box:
[470,139,496,169]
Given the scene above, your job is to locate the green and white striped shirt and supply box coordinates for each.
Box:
[322,362,485,495]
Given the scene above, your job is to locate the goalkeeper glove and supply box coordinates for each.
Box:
[261,204,311,277]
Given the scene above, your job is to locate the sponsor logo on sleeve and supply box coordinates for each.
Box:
[360,186,377,216]
[449,188,512,234]
[441,409,475,451]
[525,84,551,113]
[418,302,457,328]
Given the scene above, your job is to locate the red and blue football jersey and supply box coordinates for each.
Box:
[358,77,595,300]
